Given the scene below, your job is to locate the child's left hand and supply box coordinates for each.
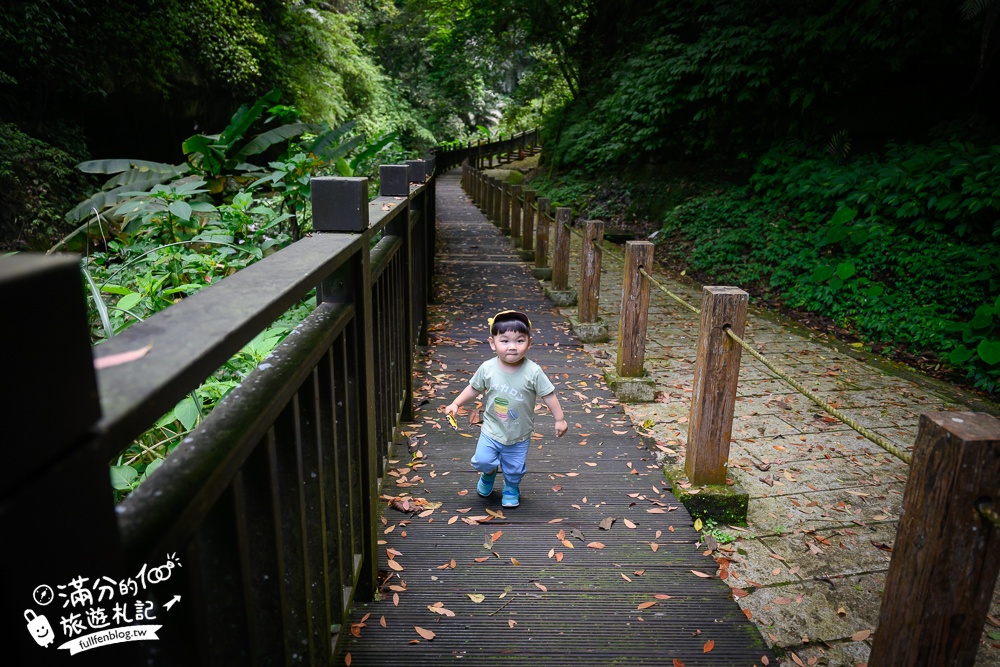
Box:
[555,419,568,437]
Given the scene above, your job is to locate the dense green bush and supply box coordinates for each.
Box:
[0,123,91,250]
[661,140,1000,392]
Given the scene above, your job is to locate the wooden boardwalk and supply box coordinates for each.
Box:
[331,171,775,666]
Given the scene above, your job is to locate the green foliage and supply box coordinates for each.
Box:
[660,138,1000,393]
[0,123,90,250]
[699,518,736,545]
[547,0,983,168]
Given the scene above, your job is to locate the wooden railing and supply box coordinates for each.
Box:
[0,153,459,665]
[433,127,540,173]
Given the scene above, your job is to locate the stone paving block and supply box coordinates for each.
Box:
[746,485,905,536]
[725,535,806,587]
[730,412,803,440]
[731,459,883,498]
[739,573,884,650]
[762,522,897,580]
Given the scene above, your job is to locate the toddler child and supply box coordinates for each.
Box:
[445,310,567,507]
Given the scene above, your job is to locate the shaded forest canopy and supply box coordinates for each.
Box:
[2,0,999,393]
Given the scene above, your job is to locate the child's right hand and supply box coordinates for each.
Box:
[445,403,458,417]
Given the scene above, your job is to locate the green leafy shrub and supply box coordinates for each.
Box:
[661,139,1000,392]
[0,123,90,250]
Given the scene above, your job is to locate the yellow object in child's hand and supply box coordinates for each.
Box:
[447,414,459,430]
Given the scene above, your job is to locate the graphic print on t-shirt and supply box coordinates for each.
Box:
[493,397,517,421]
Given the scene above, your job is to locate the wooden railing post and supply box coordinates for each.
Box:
[544,206,578,307]
[500,182,511,234]
[578,220,604,323]
[568,220,609,342]
[616,241,653,377]
[685,287,748,486]
[510,185,523,246]
[533,197,552,279]
[492,177,502,224]
[604,241,656,401]
[869,412,1000,666]
[552,208,572,291]
[1,255,133,663]
[519,189,536,259]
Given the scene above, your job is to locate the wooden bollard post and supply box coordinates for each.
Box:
[569,220,608,342]
[485,175,494,218]
[478,173,486,211]
[520,190,536,259]
[578,220,604,323]
[535,198,550,268]
[552,208,572,290]
[544,207,578,307]
[533,198,552,279]
[510,185,523,246]
[500,183,511,234]
[685,287,748,486]
[869,412,1000,666]
[492,178,502,224]
[616,241,654,377]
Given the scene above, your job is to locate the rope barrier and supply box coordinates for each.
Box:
[978,501,1000,528]
[638,267,701,316]
[722,325,912,464]
[632,268,911,464]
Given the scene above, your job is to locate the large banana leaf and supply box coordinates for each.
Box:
[77,158,179,175]
[307,120,357,156]
[350,132,396,170]
[101,163,188,189]
[320,135,363,162]
[234,122,320,161]
[219,88,281,146]
[66,169,181,223]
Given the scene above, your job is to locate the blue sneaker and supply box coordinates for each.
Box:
[477,468,498,497]
[501,483,520,508]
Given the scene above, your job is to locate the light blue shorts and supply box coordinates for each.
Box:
[470,432,530,487]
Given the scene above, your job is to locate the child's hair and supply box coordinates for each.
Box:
[489,310,531,337]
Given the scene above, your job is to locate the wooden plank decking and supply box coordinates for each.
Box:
[331,171,775,666]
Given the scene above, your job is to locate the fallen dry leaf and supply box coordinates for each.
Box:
[690,570,712,578]
[94,343,153,370]
[650,542,659,552]
[851,629,871,641]
[468,593,485,603]
[637,601,657,610]
[345,653,352,666]
[534,582,548,592]
[508,620,516,628]
[599,517,615,530]
[387,560,404,572]
[791,652,804,666]
[672,660,686,667]
[414,626,436,640]
[379,616,386,628]
[511,557,521,565]
[623,518,637,529]
[587,542,606,549]
[703,639,715,653]
[548,518,565,523]
[448,516,458,525]
[654,594,672,600]
[393,593,399,606]
[555,552,564,562]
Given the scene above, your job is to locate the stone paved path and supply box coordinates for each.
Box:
[331,170,775,665]
[545,197,1000,667]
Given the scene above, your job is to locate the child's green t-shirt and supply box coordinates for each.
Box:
[470,357,555,445]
